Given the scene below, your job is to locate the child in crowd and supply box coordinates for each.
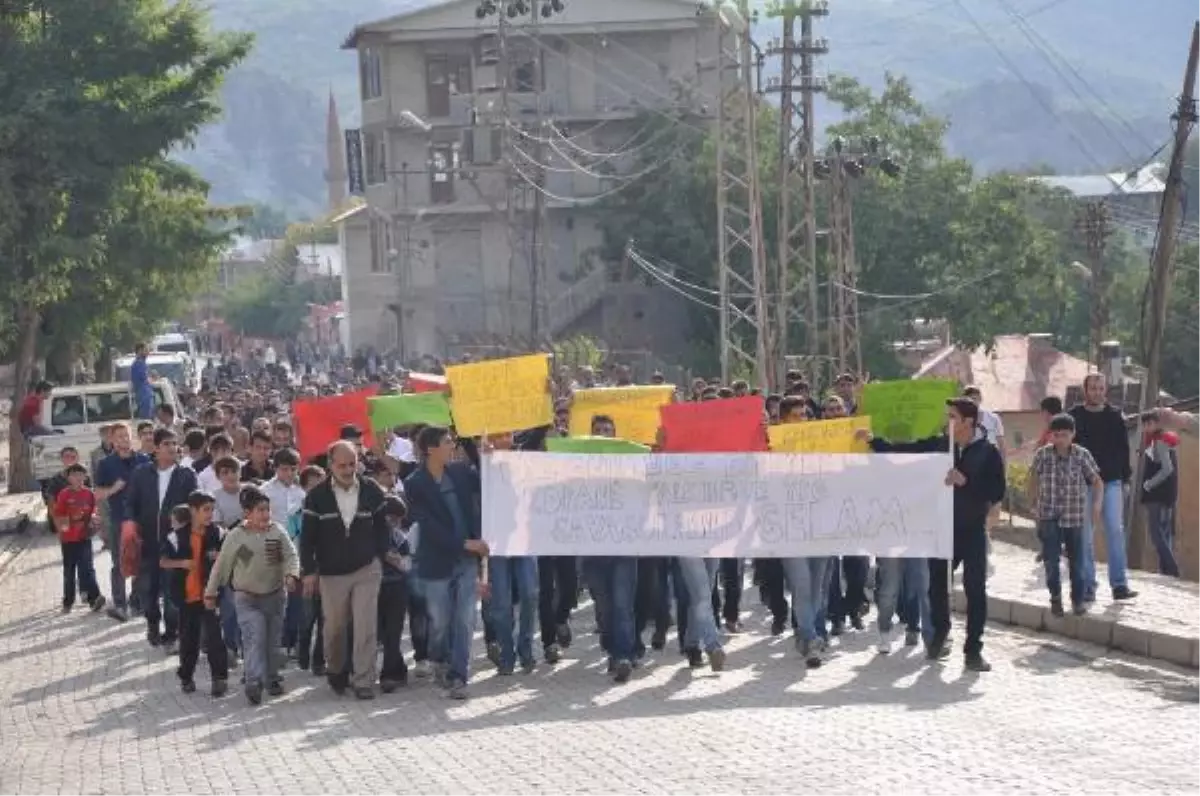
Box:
[53,463,106,613]
[378,494,413,692]
[292,465,327,675]
[160,495,228,697]
[205,485,299,706]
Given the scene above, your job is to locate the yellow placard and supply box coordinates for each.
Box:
[768,415,872,453]
[569,385,675,445]
[445,354,553,437]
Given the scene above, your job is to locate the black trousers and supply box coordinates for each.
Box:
[378,579,410,681]
[538,555,578,649]
[178,601,228,683]
[710,558,742,625]
[826,556,869,624]
[635,557,671,645]
[928,525,988,657]
[141,556,179,641]
[755,559,792,627]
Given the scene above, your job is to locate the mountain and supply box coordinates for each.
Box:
[191,0,1196,210]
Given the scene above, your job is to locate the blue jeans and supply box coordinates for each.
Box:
[875,557,931,643]
[585,557,638,665]
[488,556,539,669]
[422,560,478,684]
[814,556,835,639]
[1145,503,1180,577]
[1081,481,1128,597]
[219,587,241,653]
[106,517,126,609]
[781,557,830,644]
[1038,519,1086,605]
[677,558,722,653]
[282,589,303,649]
[235,590,285,689]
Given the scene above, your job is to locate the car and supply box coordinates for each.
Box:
[115,352,198,393]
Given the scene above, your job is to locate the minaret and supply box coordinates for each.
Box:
[325,90,347,212]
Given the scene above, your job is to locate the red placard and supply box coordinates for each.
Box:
[293,385,380,462]
[659,395,767,452]
[405,372,448,393]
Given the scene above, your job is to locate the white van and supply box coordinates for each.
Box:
[25,380,183,481]
[151,332,196,359]
[115,352,198,393]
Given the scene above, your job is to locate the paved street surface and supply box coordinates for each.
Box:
[0,534,1196,795]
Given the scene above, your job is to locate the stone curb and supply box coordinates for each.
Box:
[951,589,1199,670]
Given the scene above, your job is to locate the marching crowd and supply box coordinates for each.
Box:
[38,351,1186,706]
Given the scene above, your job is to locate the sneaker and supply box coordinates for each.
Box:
[850,614,865,631]
[89,595,107,613]
[904,630,920,647]
[354,686,375,700]
[708,646,727,672]
[245,683,263,705]
[555,622,572,649]
[106,606,128,622]
[61,604,72,615]
[446,679,469,700]
[724,620,743,634]
[1112,586,1139,601]
[544,643,562,664]
[311,661,326,677]
[520,659,536,674]
[1050,598,1065,618]
[486,642,502,667]
[650,629,666,651]
[328,671,349,696]
[829,620,844,637]
[613,659,633,684]
[497,665,514,676]
[1071,602,1088,616]
[162,639,179,656]
[211,679,228,698]
[147,631,161,647]
[686,648,704,668]
[180,679,196,694]
[770,617,786,636]
[925,636,950,661]
[412,660,433,679]
[876,629,892,655]
[267,680,285,697]
[964,654,992,673]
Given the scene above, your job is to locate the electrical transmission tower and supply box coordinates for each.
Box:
[475,0,565,342]
[713,1,771,388]
[765,0,827,387]
[821,137,899,380]
[1077,202,1112,371]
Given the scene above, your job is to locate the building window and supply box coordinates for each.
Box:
[370,217,394,274]
[364,132,387,185]
[360,47,383,100]
[512,57,537,92]
[430,143,458,204]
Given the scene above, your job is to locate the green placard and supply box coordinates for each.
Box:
[367,393,452,433]
[860,378,959,442]
[545,436,651,455]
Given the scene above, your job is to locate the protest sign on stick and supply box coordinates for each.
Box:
[568,385,674,445]
[768,416,872,453]
[860,379,958,442]
[446,354,553,437]
[660,396,766,452]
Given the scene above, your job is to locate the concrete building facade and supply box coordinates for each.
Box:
[336,0,717,361]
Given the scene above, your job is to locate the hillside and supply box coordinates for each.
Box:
[191,0,1196,211]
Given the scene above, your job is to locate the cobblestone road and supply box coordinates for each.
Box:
[0,534,1196,795]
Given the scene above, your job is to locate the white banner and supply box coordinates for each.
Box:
[482,452,954,558]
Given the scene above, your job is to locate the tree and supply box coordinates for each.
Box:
[0,0,249,483]
[37,160,236,382]
[241,203,291,239]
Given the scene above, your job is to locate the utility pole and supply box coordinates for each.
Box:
[713,1,771,388]
[527,0,549,342]
[1128,21,1199,567]
[1077,201,1112,370]
[765,0,827,388]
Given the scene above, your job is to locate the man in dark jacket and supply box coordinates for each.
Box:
[299,440,391,700]
[123,427,199,650]
[404,425,488,700]
[1068,373,1137,602]
[867,397,1005,672]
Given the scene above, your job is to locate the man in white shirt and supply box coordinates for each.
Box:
[262,448,306,527]
[963,386,1005,459]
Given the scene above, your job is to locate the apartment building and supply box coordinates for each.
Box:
[337,0,717,360]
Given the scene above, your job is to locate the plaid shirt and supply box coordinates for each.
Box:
[1031,443,1100,527]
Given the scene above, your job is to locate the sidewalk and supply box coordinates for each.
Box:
[0,492,45,534]
[963,526,1199,669]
